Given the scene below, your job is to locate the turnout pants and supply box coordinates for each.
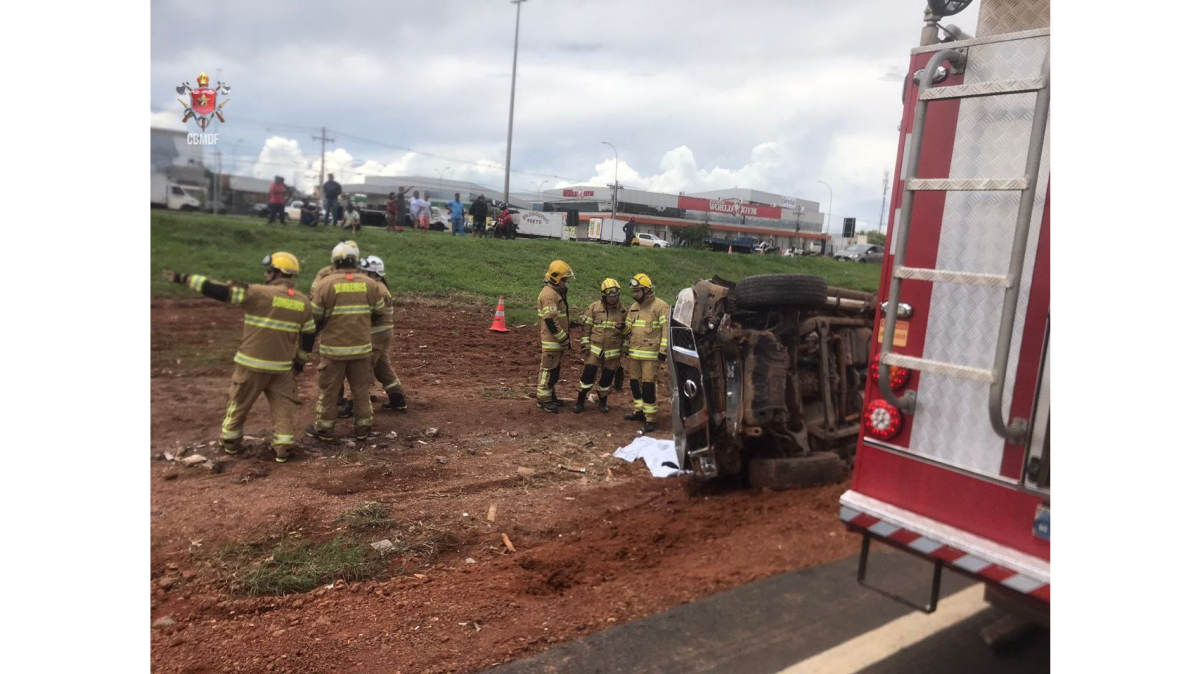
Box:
[220,364,299,459]
[579,353,619,400]
[627,358,661,422]
[371,332,404,395]
[537,350,564,403]
[316,356,374,434]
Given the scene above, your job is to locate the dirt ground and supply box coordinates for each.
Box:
[150,297,859,674]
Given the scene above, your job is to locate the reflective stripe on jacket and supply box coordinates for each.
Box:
[580,299,628,359]
[311,271,384,359]
[537,284,569,351]
[624,295,670,360]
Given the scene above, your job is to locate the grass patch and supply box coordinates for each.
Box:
[151,211,881,324]
[214,537,385,596]
[336,501,395,531]
[480,386,526,400]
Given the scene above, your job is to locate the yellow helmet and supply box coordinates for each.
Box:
[630,273,653,290]
[545,260,575,284]
[262,251,300,276]
[600,278,621,296]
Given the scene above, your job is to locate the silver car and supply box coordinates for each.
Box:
[834,243,884,263]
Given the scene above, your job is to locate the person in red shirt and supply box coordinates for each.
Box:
[386,192,399,232]
[267,176,288,224]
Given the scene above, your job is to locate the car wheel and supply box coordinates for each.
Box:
[731,273,828,311]
[654,244,661,248]
[746,453,848,490]
[859,258,868,263]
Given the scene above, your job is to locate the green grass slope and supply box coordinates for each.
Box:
[151,211,880,324]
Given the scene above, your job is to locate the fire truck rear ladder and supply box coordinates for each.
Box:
[879,48,1050,444]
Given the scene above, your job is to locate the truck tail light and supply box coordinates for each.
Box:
[870,354,911,389]
[864,399,903,440]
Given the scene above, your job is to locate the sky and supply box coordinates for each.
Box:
[150,0,979,230]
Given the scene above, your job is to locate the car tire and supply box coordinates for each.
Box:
[654,244,661,248]
[746,452,848,490]
[732,273,828,311]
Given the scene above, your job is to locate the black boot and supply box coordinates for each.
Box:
[382,390,407,411]
[337,399,353,419]
[304,424,334,442]
[639,421,658,435]
[537,400,559,413]
[573,390,587,414]
[550,393,566,408]
[598,396,610,413]
[624,410,646,422]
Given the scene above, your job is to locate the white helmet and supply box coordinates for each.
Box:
[360,255,385,277]
[331,241,360,264]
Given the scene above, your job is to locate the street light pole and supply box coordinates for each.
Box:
[602,141,618,239]
[817,180,833,255]
[502,0,529,207]
[438,166,451,194]
[531,180,548,202]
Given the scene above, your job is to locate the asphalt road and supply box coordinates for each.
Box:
[487,547,1048,674]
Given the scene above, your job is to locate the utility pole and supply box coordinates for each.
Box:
[313,126,334,198]
[502,0,528,206]
[878,169,890,232]
[212,150,223,214]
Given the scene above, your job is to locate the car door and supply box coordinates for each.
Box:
[866,245,884,263]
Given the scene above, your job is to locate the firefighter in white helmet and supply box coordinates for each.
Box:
[338,255,407,416]
[535,260,575,412]
[305,242,386,441]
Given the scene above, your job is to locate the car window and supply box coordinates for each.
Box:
[171,186,185,196]
[846,244,871,253]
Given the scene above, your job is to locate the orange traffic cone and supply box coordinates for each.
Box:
[489,296,509,333]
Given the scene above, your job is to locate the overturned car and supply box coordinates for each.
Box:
[667,274,876,489]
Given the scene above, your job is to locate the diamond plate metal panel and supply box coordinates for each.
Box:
[920,77,1045,101]
[907,34,1050,479]
[978,0,1051,38]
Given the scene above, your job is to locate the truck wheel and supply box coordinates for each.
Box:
[746,452,848,490]
[732,274,828,311]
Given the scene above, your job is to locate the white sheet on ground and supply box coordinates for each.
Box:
[613,436,688,478]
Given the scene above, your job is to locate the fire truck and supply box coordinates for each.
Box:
[840,0,1050,622]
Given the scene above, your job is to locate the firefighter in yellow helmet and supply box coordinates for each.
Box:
[535,260,575,412]
[620,273,671,434]
[573,278,628,414]
[162,252,316,462]
[305,242,387,442]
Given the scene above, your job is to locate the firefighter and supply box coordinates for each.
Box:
[536,260,574,412]
[310,239,358,293]
[574,278,628,414]
[338,255,407,417]
[162,253,316,462]
[305,242,386,442]
[621,273,671,434]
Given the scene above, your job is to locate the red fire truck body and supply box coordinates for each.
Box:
[841,1,1050,616]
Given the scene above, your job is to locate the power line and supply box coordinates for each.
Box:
[152,109,590,185]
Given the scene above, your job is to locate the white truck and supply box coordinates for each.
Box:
[513,211,570,240]
[151,173,201,211]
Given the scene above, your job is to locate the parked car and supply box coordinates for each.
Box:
[285,200,325,224]
[833,243,884,263]
[667,274,877,489]
[633,232,672,248]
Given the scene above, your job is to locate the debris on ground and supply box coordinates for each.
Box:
[613,437,689,478]
[486,504,497,522]
[501,533,516,553]
[516,466,536,476]
[180,454,207,466]
[152,616,176,628]
[370,539,396,554]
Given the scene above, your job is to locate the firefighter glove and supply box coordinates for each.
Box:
[658,352,666,362]
[163,270,184,285]
[292,359,306,375]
